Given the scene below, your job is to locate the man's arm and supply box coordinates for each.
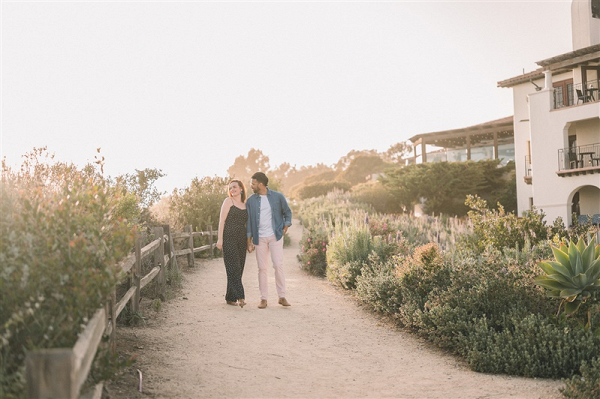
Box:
[246,198,255,252]
[282,194,292,229]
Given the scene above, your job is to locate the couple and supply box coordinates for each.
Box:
[216,172,293,309]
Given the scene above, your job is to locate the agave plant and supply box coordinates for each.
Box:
[535,235,600,317]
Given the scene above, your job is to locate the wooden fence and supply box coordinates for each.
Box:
[25,225,217,399]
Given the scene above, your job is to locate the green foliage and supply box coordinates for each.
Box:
[326,219,372,289]
[356,256,404,314]
[464,313,600,379]
[297,181,352,200]
[380,159,516,216]
[562,356,600,398]
[464,194,550,252]
[535,235,600,318]
[226,148,270,185]
[350,181,403,214]
[298,223,329,277]
[0,149,135,397]
[170,176,228,231]
[394,243,451,328]
[337,154,391,186]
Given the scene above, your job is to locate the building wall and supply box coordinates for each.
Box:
[527,87,600,224]
[572,0,600,50]
[512,81,538,215]
[580,185,600,215]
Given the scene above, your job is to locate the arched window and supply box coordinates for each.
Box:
[593,0,600,19]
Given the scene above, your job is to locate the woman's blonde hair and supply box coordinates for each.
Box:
[228,179,247,203]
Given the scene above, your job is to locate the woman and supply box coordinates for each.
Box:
[216,179,248,308]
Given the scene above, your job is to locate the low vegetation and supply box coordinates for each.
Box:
[297,191,600,397]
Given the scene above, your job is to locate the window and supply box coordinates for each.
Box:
[593,0,600,19]
[553,79,574,108]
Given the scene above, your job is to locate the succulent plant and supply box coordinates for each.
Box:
[535,235,600,316]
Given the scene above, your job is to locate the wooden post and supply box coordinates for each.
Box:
[109,288,117,353]
[153,226,166,298]
[186,225,194,267]
[162,224,172,267]
[166,225,179,276]
[132,237,142,314]
[26,349,76,399]
[208,224,214,257]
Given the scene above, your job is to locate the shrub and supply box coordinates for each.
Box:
[297,180,352,200]
[464,194,551,252]
[298,223,329,277]
[464,313,600,379]
[0,150,135,397]
[351,181,403,214]
[326,219,372,289]
[356,256,403,314]
[562,356,600,398]
[170,176,228,232]
[394,243,451,328]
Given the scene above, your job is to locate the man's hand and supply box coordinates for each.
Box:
[248,243,255,253]
[283,226,289,235]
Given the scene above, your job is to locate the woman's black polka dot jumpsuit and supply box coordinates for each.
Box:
[223,203,248,302]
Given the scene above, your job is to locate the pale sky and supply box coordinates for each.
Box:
[1,0,572,193]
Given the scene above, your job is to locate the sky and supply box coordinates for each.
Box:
[1,0,573,194]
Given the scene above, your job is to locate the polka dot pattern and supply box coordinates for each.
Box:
[223,205,248,302]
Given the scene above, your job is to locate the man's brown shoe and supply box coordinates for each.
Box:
[278,298,291,306]
[258,300,267,309]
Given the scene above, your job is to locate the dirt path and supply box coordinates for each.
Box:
[109,222,564,398]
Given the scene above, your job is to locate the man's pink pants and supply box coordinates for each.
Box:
[255,235,285,300]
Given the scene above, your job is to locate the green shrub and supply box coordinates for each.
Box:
[170,176,227,232]
[464,194,551,252]
[298,181,352,200]
[326,219,372,289]
[356,256,403,314]
[562,356,600,398]
[350,181,403,214]
[298,223,329,277]
[0,150,135,397]
[394,243,452,329]
[464,313,600,379]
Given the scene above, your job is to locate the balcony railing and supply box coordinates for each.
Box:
[557,143,600,171]
[524,155,532,176]
[554,79,600,109]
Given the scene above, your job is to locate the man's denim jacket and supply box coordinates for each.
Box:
[246,188,292,245]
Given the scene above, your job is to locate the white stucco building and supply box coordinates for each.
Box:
[498,0,600,226]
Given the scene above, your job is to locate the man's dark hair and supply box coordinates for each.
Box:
[251,172,269,186]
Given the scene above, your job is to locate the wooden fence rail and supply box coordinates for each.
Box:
[25,224,216,399]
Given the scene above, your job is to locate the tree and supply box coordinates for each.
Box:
[115,168,165,210]
[383,141,413,163]
[380,160,516,216]
[334,149,379,171]
[227,149,270,184]
[170,176,228,231]
[338,154,391,186]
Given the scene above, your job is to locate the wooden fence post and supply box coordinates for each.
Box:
[165,224,179,276]
[26,349,76,399]
[109,288,117,353]
[208,224,214,257]
[186,225,194,267]
[153,226,166,298]
[132,237,142,314]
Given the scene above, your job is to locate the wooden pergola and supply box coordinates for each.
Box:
[408,116,514,163]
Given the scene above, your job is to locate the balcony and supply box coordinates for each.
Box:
[553,79,600,110]
[557,143,600,176]
[524,155,532,184]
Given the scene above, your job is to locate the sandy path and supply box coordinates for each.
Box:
[117,222,564,398]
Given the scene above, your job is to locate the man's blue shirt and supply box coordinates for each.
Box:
[246,188,292,245]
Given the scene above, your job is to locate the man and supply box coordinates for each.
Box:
[246,172,293,309]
